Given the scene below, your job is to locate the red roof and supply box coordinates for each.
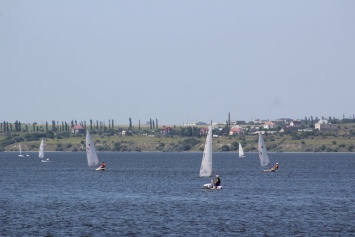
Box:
[162,126,174,131]
[72,125,85,130]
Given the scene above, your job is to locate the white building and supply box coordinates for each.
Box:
[264,121,276,129]
[315,119,336,130]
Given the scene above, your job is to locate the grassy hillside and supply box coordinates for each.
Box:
[2,124,355,153]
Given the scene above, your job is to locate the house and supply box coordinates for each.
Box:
[71,125,85,134]
[200,127,209,135]
[290,120,302,128]
[274,118,292,125]
[229,126,243,135]
[315,119,337,130]
[263,121,276,129]
[161,126,174,135]
[254,119,268,124]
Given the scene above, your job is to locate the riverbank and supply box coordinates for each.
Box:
[3,132,355,153]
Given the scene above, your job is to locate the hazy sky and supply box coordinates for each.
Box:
[1,1,354,125]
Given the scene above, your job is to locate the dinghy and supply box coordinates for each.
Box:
[258,133,275,172]
[18,143,29,157]
[86,130,104,171]
[200,124,222,189]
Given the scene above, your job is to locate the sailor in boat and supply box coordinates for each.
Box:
[214,175,221,188]
[270,163,279,172]
[99,161,106,170]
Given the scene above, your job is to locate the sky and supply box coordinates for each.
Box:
[1,0,354,126]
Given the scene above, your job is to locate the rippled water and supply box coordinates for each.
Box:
[1,152,354,236]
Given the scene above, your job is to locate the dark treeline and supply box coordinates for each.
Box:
[2,116,355,134]
[0,118,162,133]
[0,118,221,139]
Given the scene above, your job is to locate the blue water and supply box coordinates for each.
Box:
[1,152,354,236]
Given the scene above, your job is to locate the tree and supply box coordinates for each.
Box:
[186,126,192,136]
[180,127,186,137]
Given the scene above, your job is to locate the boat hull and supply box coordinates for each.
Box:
[263,169,276,172]
[203,183,222,189]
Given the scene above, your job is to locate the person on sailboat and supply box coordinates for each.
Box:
[270,163,279,171]
[100,162,106,169]
[214,175,221,187]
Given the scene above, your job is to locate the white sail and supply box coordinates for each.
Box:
[86,130,100,166]
[239,142,245,158]
[39,139,45,159]
[19,144,22,154]
[200,125,213,177]
[258,133,270,167]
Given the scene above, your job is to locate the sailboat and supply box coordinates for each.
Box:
[18,143,29,157]
[258,133,273,172]
[39,139,50,162]
[86,130,104,171]
[238,142,246,158]
[199,124,222,189]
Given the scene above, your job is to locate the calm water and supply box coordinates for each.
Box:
[1,152,354,236]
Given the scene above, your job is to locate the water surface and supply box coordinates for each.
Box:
[1,152,354,236]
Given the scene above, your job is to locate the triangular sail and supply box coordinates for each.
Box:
[239,142,245,157]
[200,125,213,177]
[19,144,22,154]
[86,130,99,166]
[258,133,270,167]
[39,139,45,159]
